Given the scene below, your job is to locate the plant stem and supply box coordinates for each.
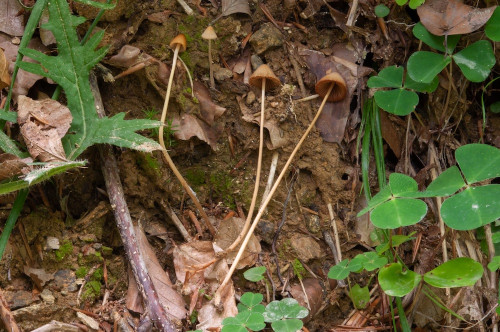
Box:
[395,296,410,332]
[219,79,266,255]
[159,45,215,236]
[0,188,28,260]
[214,83,334,305]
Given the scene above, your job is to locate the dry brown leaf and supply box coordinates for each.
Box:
[171,114,220,149]
[23,266,54,290]
[289,278,323,322]
[221,0,251,17]
[107,45,153,68]
[173,241,238,330]
[379,111,404,159]
[213,217,261,269]
[0,154,31,181]
[17,96,72,162]
[194,81,227,126]
[134,226,187,325]
[300,47,372,143]
[0,0,25,36]
[417,0,496,36]
[125,267,144,314]
[237,96,289,149]
[0,47,10,89]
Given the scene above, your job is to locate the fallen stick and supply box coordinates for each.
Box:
[90,73,177,332]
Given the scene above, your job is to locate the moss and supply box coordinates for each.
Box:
[185,168,206,187]
[82,280,101,301]
[136,152,161,178]
[75,267,89,279]
[208,172,236,209]
[292,258,306,280]
[101,246,113,257]
[91,268,104,281]
[55,241,73,261]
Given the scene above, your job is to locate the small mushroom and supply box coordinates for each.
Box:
[219,64,281,257]
[214,71,348,306]
[202,26,218,89]
[158,34,216,236]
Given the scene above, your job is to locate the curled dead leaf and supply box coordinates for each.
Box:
[194,81,226,126]
[0,47,10,89]
[172,114,221,150]
[289,278,324,322]
[17,96,72,162]
[417,0,496,36]
[221,0,251,17]
[0,153,32,181]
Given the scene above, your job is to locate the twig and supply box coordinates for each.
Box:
[158,200,192,242]
[346,0,359,26]
[0,288,20,332]
[176,0,194,15]
[31,320,80,332]
[327,203,342,262]
[90,73,177,332]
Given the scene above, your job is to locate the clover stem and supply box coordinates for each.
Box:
[159,45,215,237]
[219,79,266,256]
[215,83,334,303]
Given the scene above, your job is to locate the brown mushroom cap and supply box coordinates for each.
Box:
[249,64,281,91]
[202,26,217,40]
[315,72,347,102]
[170,34,187,52]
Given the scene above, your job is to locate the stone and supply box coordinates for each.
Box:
[3,290,38,309]
[45,237,60,250]
[77,312,100,330]
[213,64,233,82]
[251,55,264,70]
[50,269,78,292]
[246,91,256,105]
[249,23,284,55]
[40,289,55,304]
[290,235,322,262]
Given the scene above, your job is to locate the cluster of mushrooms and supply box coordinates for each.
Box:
[160,32,348,306]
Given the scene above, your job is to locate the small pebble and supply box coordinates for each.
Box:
[45,237,60,250]
[246,91,256,104]
[40,289,55,304]
[77,312,100,331]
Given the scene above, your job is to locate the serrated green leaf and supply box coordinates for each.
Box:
[379,263,421,297]
[424,258,483,288]
[371,198,427,229]
[485,6,500,41]
[407,51,451,83]
[349,284,370,309]
[412,22,460,53]
[441,185,500,230]
[0,131,24,157]
[456,144,500,184]
[453,41,495,83]
[17,0,160,160]
[368,66,404,88]
[244,266,266,282]
[374,89,419,116]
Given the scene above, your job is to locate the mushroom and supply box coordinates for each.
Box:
[158,34,216,236]
[201,26,218,89]
[214,71,347,305]
[219,64,281,257]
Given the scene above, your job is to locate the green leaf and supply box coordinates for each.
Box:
[349,252,388,272]
[485,7,500,41]
[244,266,267,282]
[453,41,495,82]
[0,161,86,195]
[441,185,500,230]
[488,256,500,271]
[396,0,408,5]
[0,131,24,157]
[456,144,500,184]
[349,284,370,309]
[270,319,303,332]
[424,258,483,288]
[491,101,500,113]
[376,233,416,255]
[17,0,161,160]
[367,66,403,88]
[404,74,439,93]
[375,4,390,17]
[408,0,425,9]
[378,263,421,297]
[422,166,465,197]
[374,89,419,116]
[371,198,427,229]
[222,311,265,332]
[357,185,392,216]
[328,259,351,280]
[263,298,308,323]
[389,173,418,196]
[238,292,265,313]
[412,22,460,53]
[407,51,451,83]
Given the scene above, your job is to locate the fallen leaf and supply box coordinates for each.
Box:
[0,47,10,89]
[300,47,372,143]
[289,278,323,321]
[0,153,31,181]
[0,0,25,36]
[147,11,174,24]
[194,81,226,126]
[107,45,153,68]
[173,241,238,330]
[17,96,72,162]
[237,96,289,149]
[171,114,220,149]
[221,0,251,17]
[23,266,54,290]
[134,226,187,325]
[417,0,496,36]
[125,267,144,314]
[379,111,404,159]
[213,217,261,269]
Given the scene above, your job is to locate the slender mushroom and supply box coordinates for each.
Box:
[214,71,347,305]
[159,34,216,236]
[219,64,281,257]
[201,26,218,89]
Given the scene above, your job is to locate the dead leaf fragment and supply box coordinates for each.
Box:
[172,114,220,149]
[213,217,261,269]
[0,154,31,181]
[23,266,54,290]
[289,278,323,321]
[221,0,251,17]
[194,81,226,126]
[417,0,496,36]
[0,47,10,89]
[0,0,25,36]
[17,96,72,162]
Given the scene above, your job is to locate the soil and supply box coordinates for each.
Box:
[1,0,499,331]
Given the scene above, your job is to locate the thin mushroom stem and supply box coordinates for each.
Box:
[219,79,267,256]
[159,44,216,237]
[208,40,215,89]
[215,83,335,304]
